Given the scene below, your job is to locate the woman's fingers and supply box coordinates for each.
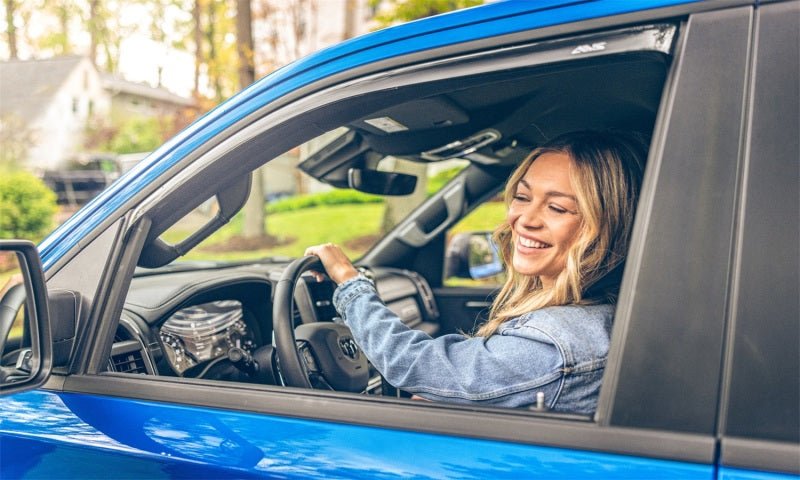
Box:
[304,243,359,284]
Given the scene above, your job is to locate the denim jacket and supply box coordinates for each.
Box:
[333,276,615,414]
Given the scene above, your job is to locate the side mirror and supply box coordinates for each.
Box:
[348,168,417,196]
[0,240,52,395]
[444,232,504,280]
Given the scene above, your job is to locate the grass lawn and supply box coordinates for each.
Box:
[169,200,506,263]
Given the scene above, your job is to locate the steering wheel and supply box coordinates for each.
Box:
[272,255,369,392]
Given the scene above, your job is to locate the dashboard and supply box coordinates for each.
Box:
[108,261,440,392]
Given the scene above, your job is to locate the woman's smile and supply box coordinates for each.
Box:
[516,235,552,250]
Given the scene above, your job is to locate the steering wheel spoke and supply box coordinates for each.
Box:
[273,256,369,392]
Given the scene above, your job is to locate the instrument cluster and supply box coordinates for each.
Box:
[159,300,256,375]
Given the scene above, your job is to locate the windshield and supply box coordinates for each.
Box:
[158,129,469,265]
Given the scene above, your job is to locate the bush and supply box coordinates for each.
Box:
[267,189,382,213]
[0,171,58,241]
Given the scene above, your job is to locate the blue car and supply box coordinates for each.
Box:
[1,0,798,478]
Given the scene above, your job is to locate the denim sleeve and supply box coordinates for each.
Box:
[333,277,565,408]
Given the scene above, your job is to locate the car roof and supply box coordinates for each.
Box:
[39,0,707,268]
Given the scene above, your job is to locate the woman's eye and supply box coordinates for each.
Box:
[549,204,568,214]
[512,194,528,202]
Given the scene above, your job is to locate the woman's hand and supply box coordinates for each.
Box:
[304,243,360,285]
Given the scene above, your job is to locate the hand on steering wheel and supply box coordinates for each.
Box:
[303,244,359,285]
[272,254,369,392]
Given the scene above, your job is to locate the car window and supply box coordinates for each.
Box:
[158,129,469,265]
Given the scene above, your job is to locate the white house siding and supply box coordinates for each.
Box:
[25,58,110,171]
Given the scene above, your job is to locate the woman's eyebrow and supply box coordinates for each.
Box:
[519,180,577,202]
[545,191,578,202]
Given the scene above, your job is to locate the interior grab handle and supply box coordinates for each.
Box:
[397,177,465,247]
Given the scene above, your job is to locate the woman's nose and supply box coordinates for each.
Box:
[518,204,544,229]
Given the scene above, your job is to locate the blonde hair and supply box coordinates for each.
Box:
[476,131,646,337]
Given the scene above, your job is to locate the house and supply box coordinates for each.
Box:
[102,74,196,123]
[0,55,196,173]
[0,55,109,171]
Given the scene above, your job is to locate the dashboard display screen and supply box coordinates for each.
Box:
[160,300,255,374]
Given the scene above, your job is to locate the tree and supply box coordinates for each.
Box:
[371,0,483,26]
[0,171,57,241]
[371,0,483,233]
[237,0,269,240]
[38,0,82,55]
[4,0,18,59]
[85,0,129,73]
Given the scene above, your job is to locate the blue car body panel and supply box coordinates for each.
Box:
[718,469,800,480]
[37,0,703,270]
[1,390,714,479]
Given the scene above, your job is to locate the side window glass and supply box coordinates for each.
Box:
[443,192,506,287]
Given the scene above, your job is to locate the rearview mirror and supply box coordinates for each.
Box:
[0,240,52,395]
[348,168,417,196]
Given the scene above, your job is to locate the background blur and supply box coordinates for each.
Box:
[0,0,485,250]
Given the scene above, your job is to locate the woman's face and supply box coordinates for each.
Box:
[507,151,583,288]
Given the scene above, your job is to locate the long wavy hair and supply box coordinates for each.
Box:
[476,131,646,337]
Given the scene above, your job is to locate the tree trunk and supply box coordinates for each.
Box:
[5,0,17,59]
[237,0,267,240]
[343,0,357,40]
[192,0,202,98]
[236,0,255,86]
[206,2,223,102]
[88,0,98,66]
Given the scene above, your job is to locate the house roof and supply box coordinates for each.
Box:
[0,55,88,125]
[102,74,195,108]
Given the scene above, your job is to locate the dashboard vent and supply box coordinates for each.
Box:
[109,340,148,374]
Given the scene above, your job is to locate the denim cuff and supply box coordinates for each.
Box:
[332,274,375,313]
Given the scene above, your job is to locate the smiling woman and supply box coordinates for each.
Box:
[481,130,647,336]
[306,130,647,413]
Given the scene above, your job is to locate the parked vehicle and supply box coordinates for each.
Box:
[41,155,121,207]
[1,0,797,478]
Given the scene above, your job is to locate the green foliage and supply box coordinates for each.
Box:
[450,200,505,234]
[427,166,465,195]
[107,116,169,154]
[372,0,484,26]
[0,171,58,241]
[266,189,383,213]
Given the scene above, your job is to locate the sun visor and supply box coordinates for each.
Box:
[354,97,468,135]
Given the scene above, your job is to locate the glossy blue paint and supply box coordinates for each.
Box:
[1,390,713,479]
[37,0,704,270]
[719,468,800,480]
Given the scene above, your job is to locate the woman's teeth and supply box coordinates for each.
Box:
[519,237,550,249]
